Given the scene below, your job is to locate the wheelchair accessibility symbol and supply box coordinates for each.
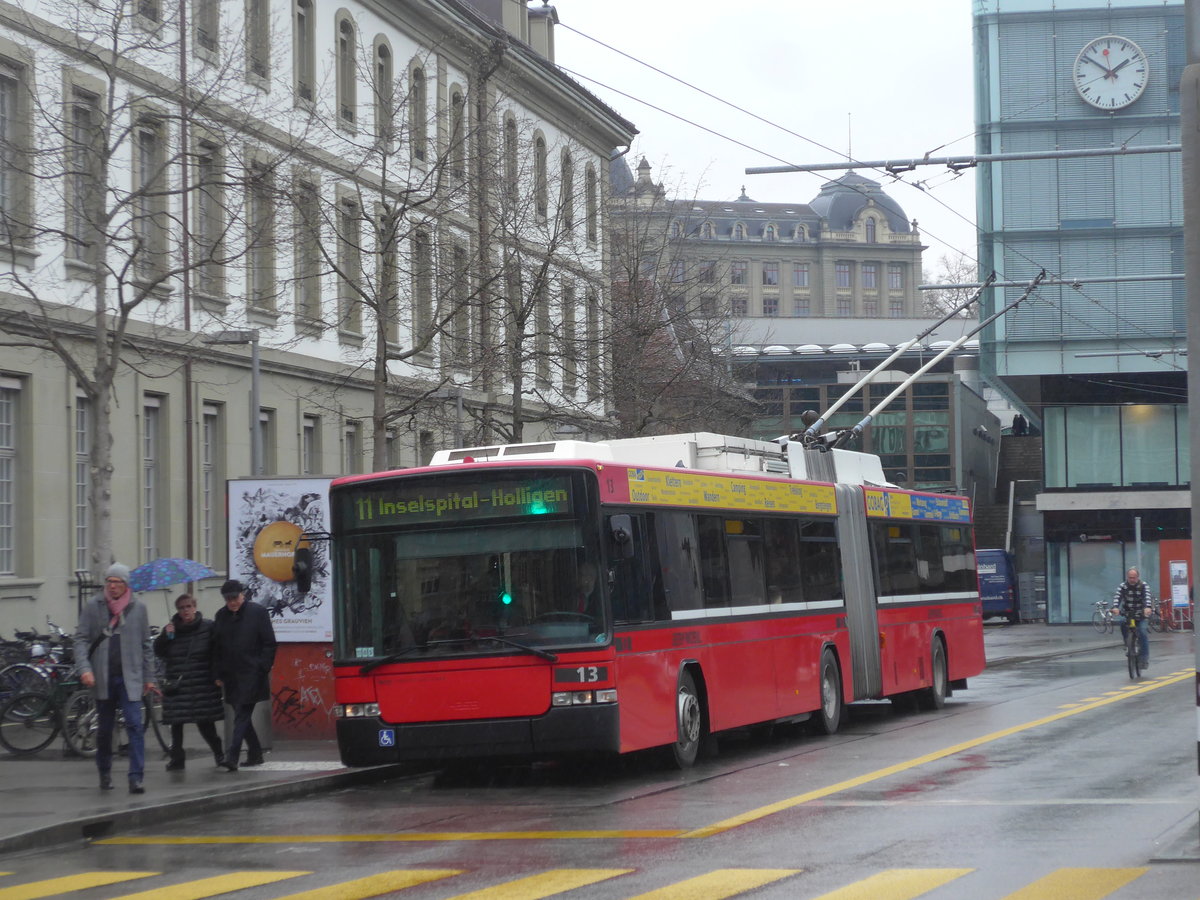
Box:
[378,728,395,747]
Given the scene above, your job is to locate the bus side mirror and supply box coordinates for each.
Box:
[609,515,635,559]
[293,546,313,594]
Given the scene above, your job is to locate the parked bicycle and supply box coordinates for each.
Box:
[1091,599,1116,634]
[0,664,166,758]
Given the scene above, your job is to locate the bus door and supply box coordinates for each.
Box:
[836,483,882,698]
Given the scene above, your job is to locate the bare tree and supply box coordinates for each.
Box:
[605,169,755,437]
[0,0,289,577]
[922,251,981,318]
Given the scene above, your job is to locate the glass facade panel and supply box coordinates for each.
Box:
[1177,406,1190,484]
[1065,406,1119,487]
[1120,405,1176,486]
[1044,406,1066,488]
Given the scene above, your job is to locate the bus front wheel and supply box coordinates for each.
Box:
[813,650,843,735]
[671,670,702,768]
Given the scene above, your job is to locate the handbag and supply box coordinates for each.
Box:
[161,673,185,696]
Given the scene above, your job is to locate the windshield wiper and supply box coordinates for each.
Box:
[358,635,557,673]
[474,635,558,662]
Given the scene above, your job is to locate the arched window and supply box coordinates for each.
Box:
[336,16,356,125]
[503,114,518,201]
[560,149,574,231]
[373,39,392,143]
[794,224,807,241]
[701,221,714,239]
[409,65,426,162]
[449,88,465,179]
[764,224,777,241]
[534,134,547,219]
[865,217,876,243]
[733,223,746,241]
[294,0,315,101]
[585,164,597,242]
[670,219,682,239]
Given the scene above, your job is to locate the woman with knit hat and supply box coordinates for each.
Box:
[73,563,158,794]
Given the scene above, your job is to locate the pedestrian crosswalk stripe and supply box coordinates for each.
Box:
[271,870,463,899]
[442,868,632,899]
[806,868,973,900]
[106,871,311,899]
[0,872,157,899]
[1000,867,1147,899]
[625,868,801,899]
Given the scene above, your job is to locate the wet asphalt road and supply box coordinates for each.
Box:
[2,631,1199,899]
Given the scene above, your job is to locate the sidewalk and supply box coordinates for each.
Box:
[0,624,1190,858]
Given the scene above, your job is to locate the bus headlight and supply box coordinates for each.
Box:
[338,703,380,718]
[552,690,616,706]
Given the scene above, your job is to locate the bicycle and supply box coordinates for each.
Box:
[1091,599,1116,634]
[1120,615,1143,680]
[0,668,167,757]
[1148,597,1173,633]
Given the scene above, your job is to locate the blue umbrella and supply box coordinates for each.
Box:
[129,558,217,591]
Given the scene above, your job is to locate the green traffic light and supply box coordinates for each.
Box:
[500,591,513,606]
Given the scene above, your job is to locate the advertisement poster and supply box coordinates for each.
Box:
[227,478,333,641]
[1170,559,1190,608]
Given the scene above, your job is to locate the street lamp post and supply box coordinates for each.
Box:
[203,329,262,476]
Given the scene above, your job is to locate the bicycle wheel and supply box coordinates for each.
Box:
[1091,610,1107,634]
[1126,631,1140,679]
[0,663,52,698]
[62,688,99,757]
[1148,611,1164,634]
[0,691,60,755]
[144,690,168,754]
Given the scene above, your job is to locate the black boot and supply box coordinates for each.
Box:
[99,772,113,790]
[166,749,185,771]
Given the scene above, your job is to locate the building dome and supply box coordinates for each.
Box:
[808,171,911,234]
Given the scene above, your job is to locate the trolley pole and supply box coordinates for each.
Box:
[1183,0,1200,789]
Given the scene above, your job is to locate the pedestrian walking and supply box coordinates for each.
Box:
[154,593,225,770]
[73,563,157,794]
[212,579,277,772]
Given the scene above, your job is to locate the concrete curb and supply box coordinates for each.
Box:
[0,763,411,856]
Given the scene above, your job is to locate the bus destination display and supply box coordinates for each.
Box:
[342,476,573,528]
[864,488,970,522]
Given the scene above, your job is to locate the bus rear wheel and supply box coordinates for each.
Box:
[670,670,702,768]
[813,650,843,735]
[918,639,948,711]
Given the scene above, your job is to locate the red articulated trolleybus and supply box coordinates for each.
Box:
[311,432,985,768]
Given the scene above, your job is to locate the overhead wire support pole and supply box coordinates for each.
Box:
[745,145,1180,177]
[830,271,1047,451]
[801,272,997,442]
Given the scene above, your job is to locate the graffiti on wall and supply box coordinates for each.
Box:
[270,644,337,739]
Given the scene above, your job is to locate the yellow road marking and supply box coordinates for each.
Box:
[682,672,1191,838]
[271,869,462,899]
[97,672,1192,848]
[1000,867,1146,899]
[108,871,310,899]
[442,868,631,899]
[625,869,800,899]
[100,829,683,844]
[808,868,973,900]
[0,872,156,899]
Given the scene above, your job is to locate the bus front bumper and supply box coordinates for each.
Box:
[336,704,620,766]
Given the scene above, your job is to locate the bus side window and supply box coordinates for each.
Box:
[606,512,661,623]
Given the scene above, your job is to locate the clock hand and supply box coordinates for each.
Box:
[1082,54,1113,76]
[1109,57,1132,77]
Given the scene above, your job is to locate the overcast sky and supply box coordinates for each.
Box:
[553,0,979,278]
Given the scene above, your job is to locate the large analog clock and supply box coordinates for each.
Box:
[1073,35,1149,110]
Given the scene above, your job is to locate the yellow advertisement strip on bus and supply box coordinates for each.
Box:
[863,488,971,523]
[621,467,837,515]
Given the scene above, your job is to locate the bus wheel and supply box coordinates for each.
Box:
[813,650,843,735]
[671,670,702,768]
[919,639,948,711]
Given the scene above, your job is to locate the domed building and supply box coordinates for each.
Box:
[610,159,925,322]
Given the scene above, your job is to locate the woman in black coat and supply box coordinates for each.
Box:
[153,594,225,770]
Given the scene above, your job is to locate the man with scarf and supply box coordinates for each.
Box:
[74,563,158,793]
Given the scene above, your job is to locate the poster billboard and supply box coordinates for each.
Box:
[226,477,333,641]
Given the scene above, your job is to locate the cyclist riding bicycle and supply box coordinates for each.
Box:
[1111,566,1152,670]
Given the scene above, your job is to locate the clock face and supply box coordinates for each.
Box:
[1073,35,1149,110]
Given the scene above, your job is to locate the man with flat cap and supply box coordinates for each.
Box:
[211,579,277,771]
[74,562,157,793]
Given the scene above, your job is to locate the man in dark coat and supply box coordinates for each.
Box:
[154,594,225,770]
[212,579,277,771]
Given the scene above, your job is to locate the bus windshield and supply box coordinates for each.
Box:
[332,469,606,661]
